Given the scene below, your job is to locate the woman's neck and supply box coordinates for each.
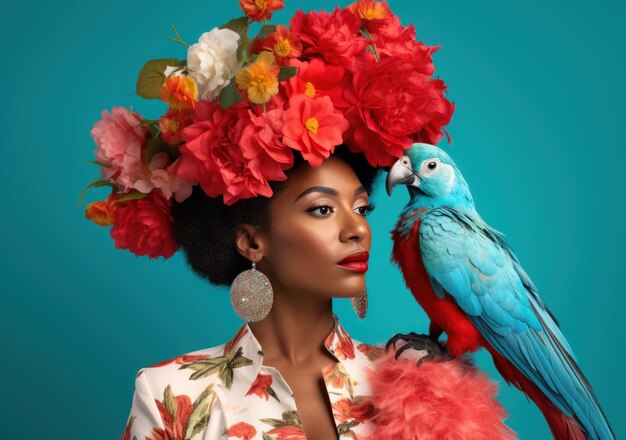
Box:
[248,289,335,366]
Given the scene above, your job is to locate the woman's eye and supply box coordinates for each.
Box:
[307,205,335,217]
[356,203,376,217]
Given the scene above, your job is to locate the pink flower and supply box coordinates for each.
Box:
[90,106,148,190]
[132,153,194,203]
[109,191,179,260]
[282,94,349,167]
[177,100,289,205]
[289,6,370,72]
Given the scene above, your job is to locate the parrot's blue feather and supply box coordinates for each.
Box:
[418,206,613,439]
[429,276,446,299]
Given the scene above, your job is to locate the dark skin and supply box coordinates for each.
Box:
[233,155,373,440]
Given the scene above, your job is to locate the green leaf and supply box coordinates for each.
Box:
[283,410,303,427]
[136,58,184,99]
[185,385,215,439]
[278,66,298,82]
[255,24,277,41]
[116,192,148,203]
[262,433,274,440]
[77,178,117,210]
[219,16,250,62]
[145,138,174,165]
[220,366,234,389]
[84,159,112,167]
[267,386,280,403]
[219,78,242,109]
[163,385,178,421]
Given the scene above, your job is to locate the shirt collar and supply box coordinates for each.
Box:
[217,312,360,394]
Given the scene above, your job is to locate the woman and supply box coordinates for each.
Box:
[79,1,514,438]
[119,147,514,440]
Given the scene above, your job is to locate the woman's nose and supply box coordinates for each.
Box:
[340,211,369,242]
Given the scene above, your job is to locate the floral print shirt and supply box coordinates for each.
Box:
[121,313,385,440]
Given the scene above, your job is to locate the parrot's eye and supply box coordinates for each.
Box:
[428,161,437,170]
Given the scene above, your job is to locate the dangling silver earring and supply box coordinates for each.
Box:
[351,286,368,319]
[230,258,273,322]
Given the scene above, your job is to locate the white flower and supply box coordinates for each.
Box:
[187,28,242,101]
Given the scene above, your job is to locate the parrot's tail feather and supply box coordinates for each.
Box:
[491,351,586,440]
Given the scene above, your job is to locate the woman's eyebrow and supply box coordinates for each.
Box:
[294,185,367,203]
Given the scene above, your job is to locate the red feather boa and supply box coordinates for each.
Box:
[364,350,516,439]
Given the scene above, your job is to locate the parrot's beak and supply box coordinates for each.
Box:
[386,156,418,196]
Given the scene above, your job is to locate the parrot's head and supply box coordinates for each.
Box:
[385,143,474,209]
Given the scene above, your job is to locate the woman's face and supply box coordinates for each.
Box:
[258,156,373,300]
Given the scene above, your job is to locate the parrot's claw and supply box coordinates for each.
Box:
[385,332,452,366]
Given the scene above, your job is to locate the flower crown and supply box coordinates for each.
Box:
[79,0,454,261]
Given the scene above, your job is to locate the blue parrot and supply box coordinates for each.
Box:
[385,143,614,439]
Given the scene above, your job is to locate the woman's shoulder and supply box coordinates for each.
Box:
[134,342,228,401]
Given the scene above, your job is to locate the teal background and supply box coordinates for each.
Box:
[2,0,624,438]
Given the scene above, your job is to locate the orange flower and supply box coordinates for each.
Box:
[239,0,284,22]
[245,372,273,400]
[159,109,193,145]
[249,25,302,65]
[159,75,198,110]
[235,51,280,104]
[348,0,390,21]
[227,421,257,440]
[84,192,123,226]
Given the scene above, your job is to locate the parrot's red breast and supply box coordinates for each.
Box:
[391,215,484,356]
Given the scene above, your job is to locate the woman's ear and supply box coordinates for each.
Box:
[233,223,267,262]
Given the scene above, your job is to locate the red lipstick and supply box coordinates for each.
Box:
[337,251,369,272]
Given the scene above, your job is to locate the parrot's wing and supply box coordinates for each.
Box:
[419,207,611,437]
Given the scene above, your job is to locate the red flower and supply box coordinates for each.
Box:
[149,353,209,369]
[177,100,288,205]
[267,425,307,440]
[121,415,135,440]
[333,329,356,360]
[109,191,179,260]
[245,372,274,400]
[344,57,454,167]
[154,394,194,440]
[223,325,249,355]
[369,16,438,76]
[332,396,374,423]
[356,342,385,361]
[289,6,370,72]
[240,107,294,181]
[285,58,351,109]
[227,421,257,440]
[249,24,303,65]
[146,428,168,440]
[282,94,349,167]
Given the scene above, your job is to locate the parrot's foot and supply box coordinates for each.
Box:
[385,332,453,366]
